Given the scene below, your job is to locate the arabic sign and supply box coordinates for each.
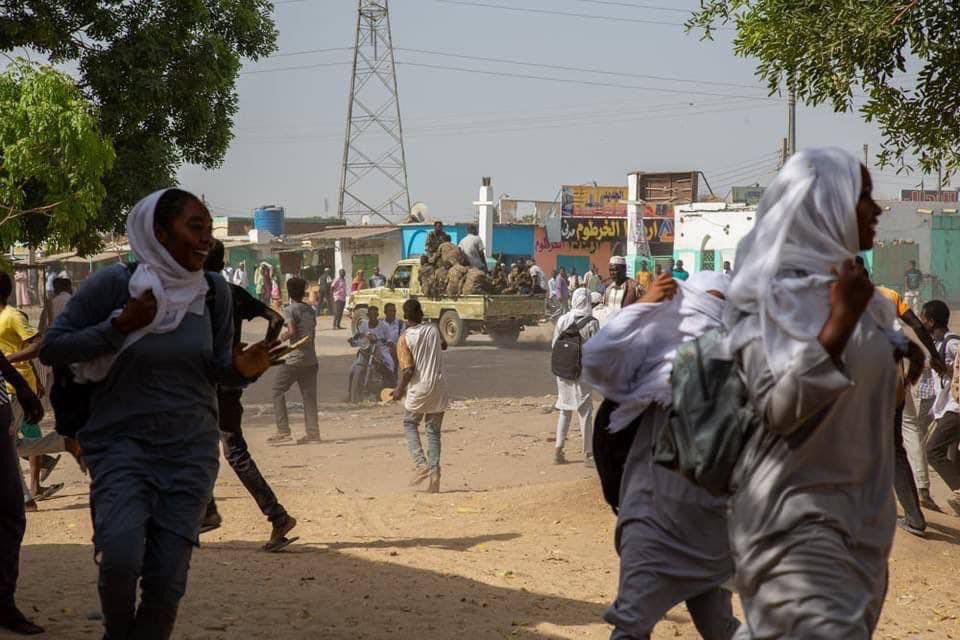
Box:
[561,217,626,247]
[901,189,959,203]
[544,217,674,254]
[561,185,628,217]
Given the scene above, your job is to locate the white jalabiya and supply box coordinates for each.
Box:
[402,323,449,414]
[725,147,897,377]
[581,270,730,434]
[74,189,209,383]
[726,148,898,639]
[552,288,599,411]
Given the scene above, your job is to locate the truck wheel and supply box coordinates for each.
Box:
[350,307,368,336]
[489,325,521,347]
[439,310,467,346]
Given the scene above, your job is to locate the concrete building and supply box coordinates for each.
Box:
[673,202,757,272]
[295,226,403,280]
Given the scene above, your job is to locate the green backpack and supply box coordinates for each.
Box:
[653,328,760,497]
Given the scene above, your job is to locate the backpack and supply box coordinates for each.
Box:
[653,328,760,497]
[550,316,596,380]
[49,263,217,439]
[591,398,640,514]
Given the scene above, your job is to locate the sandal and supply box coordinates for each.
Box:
[34,483,64,502]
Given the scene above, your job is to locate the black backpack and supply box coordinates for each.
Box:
[550,316,596,380]
[49,264,217,438]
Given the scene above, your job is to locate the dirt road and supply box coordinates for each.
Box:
[14,322,960,639]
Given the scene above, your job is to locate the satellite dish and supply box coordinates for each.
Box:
[360,215,371,226]
[408,201,429,223]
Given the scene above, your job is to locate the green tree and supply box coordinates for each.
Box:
[0,61,114,251]
[0,1,277,249]
[690,1,960,177]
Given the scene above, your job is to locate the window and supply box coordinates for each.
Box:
[391,265,412,289]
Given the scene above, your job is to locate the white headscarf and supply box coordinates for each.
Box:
[725,147,896,377]
[553,288,594,344]
[582,271,731,433]
[74,189,210,382]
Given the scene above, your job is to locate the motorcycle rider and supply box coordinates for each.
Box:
[349,306,397,391]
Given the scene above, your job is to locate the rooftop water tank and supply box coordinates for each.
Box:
[254,205,285,236]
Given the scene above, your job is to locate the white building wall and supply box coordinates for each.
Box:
[874,200,952,270]
[674,203,757,271]
[334,236,403,277]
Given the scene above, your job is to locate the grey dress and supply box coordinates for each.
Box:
[40,264,242,547]
[730,317,897,639]
[605,404,739,640]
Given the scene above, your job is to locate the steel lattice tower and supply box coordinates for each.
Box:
[338,0,411,222]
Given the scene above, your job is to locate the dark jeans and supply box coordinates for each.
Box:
[894,406,925,529]
[208,388,286,524]
[928,411,960,492]
[0,404,23,610]
[98,522,193,640]
[333,300,346,329]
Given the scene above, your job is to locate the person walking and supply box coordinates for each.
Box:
[724,148,901,638]
[269,277,320,445]
[907,300,956,512]
[603,256,639,310]
[583,270,740,640]
[925,302,960,517]
[555,268,570,313]
[392,299,448,494]
[332,269,347,330]
[0,352,44,635]
[551,288,598,467]
[256,263,273,306]
[200,241,297,549]
[40,188,274,640]
[233,262,248,291]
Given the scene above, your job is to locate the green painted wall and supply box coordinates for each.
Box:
[930,215,960,303]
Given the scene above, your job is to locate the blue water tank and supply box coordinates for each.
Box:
[254,206,285,236]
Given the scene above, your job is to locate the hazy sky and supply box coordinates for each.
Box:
[177,0,929,221]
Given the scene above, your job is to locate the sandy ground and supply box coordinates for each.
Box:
[10,321,960,639]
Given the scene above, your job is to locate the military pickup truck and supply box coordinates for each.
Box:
[347,259,544,347]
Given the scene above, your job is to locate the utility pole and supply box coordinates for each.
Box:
[779,138,788,169]
[787,88,797,157]
[338,0,411,223]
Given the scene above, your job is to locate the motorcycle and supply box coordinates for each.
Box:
[348,334,396,403]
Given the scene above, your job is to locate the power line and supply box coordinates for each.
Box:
[397,47,769,92]
[239,61,351,75]
[434,0,695,27]
[396,60,783,101]
[266,46,354,59]
[569,0,696,13]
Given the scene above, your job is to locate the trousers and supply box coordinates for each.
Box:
[209,388,286,523]
[903,395,935,489]
[893,407,925,529]
[556,403,594,456]
[0,405,23,610]
[928,411,960,492]
[403,412,443,471]
[98,523,193,640]
[333,300,346,329]
[272,363,319,437]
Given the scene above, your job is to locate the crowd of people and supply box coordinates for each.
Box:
[3,148,960,639]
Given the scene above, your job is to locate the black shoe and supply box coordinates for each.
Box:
[200,510,223,534]
[897,517,926,538]
[39,455,61,482]
[0,606,45,635]
[269,514,297,546]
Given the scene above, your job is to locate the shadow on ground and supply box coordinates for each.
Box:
[19,535,607,639]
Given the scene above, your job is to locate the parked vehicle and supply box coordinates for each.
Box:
[347,259,544,347]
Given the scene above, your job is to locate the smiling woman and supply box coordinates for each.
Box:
[39,188,273,640]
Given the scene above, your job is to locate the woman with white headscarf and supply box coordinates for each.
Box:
[41,189,273,639]
[725,148,897,639]
[552,287,599,466]
[583,270,740,640]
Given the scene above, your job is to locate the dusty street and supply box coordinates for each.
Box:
[12,320,960,639]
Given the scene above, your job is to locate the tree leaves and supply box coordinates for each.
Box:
[1,1,278,248]
[0,61,114,251]
[688,0,960,179]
